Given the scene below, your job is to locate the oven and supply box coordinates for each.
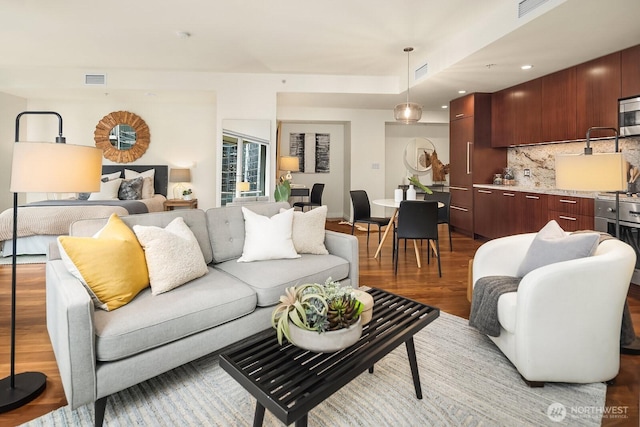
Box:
[595,195,640,285]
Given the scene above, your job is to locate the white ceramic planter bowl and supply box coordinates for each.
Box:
[288,318,362,353]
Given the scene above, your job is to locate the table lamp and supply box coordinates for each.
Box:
[0,111,102,413]
[169,168,191,199]
[279,156,299,182]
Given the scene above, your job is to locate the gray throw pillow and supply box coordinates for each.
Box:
[516,220,599,277]
[118,176,144,200]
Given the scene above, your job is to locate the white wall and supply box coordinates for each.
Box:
[279,122,345,218]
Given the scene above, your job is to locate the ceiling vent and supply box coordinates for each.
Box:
[415,62,428,81]
[518,0,549,18]
[84,73,107,86]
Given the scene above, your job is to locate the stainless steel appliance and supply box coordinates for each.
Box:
[595,194,640,285]
[619,96,640,137]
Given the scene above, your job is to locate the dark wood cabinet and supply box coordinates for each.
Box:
[520,192,548,233]
[513,79,542,145]
[490,88,513,147]
[576,52,621,139]
[621,44,640,98]
[541,67,577,142]
[473,189,592,238]
[449,93,506,237]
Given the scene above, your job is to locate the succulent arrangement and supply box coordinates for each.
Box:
[182,188,192,196]
[271,279,364,346]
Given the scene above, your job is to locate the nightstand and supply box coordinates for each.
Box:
[164,199,198,211]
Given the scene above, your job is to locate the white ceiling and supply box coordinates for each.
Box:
[0,0,639,111]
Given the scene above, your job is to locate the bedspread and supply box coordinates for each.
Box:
[0,205,129,241]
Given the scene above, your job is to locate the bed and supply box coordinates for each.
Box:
[0,165,168,257]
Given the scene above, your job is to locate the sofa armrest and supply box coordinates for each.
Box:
[324,230,359,287]
[472,233,535,286]
[46,259,98,409]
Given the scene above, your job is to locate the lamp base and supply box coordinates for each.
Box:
[0,372,47,413]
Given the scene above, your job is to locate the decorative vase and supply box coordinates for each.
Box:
[394,188,403,203]
[407,184,417,200]
[288,318,362,353]
[183,194,192,201]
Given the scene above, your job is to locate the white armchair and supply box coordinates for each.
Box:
[472,233,636,385]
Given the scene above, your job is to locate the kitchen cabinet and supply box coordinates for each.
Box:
[621,44,640,98]
[473,188,591,238]
[547,194,594,231]
[491,80,541,146]
[449,93,506,237]
[576,52,621,139]
[541,67,577,142]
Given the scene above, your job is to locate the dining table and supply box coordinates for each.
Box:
[372,198,443,267]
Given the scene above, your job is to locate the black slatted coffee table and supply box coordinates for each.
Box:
[219,287,439,427]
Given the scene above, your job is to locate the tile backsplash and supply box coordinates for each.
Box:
[506,136,640,188]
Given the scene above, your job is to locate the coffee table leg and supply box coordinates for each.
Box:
[405,337,423,399]
[295,414,308,427]
[253,402,265,427]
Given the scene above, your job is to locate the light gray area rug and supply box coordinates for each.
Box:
[23,312,605,426]
[0,254,46,265]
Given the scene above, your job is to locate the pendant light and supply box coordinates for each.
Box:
[394,47,422,124]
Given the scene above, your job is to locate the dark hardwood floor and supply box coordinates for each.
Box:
[0,222,638,426]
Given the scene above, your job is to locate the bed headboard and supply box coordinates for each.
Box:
[101,165,168,197]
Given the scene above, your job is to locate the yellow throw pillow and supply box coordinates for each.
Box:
[57,213,149,311]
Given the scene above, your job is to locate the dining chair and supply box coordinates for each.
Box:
[349,190,391,246]
[293,183,324,211]
[394,200,441,276]
[424,191,452,251]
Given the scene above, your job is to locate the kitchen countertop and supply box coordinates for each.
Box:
[472,184,599,198]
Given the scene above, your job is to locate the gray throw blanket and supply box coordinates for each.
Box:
[469,232,636,345]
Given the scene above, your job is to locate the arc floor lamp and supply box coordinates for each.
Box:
[0,112,102,412]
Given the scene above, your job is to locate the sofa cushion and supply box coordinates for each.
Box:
[281,206,329,255]
[93,267,257,361]
[206,202,291,263]
[238,207,300,262]
[133,217,209,295]
[215,254,350,307]
[57,213,149,311]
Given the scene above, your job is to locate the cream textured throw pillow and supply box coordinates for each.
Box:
[280,206,328,254]
[133,217,208,295]
[88,178,123,201]
[238,207,300,262]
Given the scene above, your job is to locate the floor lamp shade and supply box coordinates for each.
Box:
[11,142,103,193]
[555,152,627,192]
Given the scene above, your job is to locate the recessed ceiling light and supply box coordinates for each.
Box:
[458,90,466,94]
[441,105,448,109]
[521,64,533,70]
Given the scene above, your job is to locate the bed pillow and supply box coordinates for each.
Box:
[516,220,600,277]
[78,171,122,200]
[118,176,144,200]
[88,178,123,201]
[125,169,155,197]
[133,216,208,295]
[238,207,300,262]
[280,206,329,254]
[57,214,149,311]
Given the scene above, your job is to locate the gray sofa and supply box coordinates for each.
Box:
[45,202,358,425]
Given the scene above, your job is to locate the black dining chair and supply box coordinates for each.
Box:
[349,190,391,246]
[393,200,441,277]
[424,191,452,251]
[293,183,324,211]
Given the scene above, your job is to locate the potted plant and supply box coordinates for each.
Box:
[182,188,193,200]
[271,279,365,352]
[273,176,291,202]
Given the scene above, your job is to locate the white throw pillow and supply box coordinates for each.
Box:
[102,171,122,181]
[238,207,300,262]
[88,178,123,201]
[133,217,208,295]
[125,169,155,198]
[280,206,328,254]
